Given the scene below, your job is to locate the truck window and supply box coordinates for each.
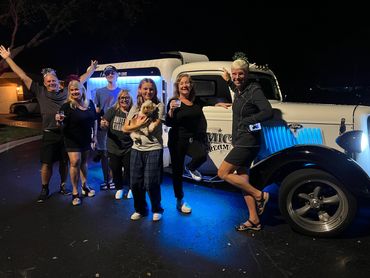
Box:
[247,73,280,101]
[191,75,232,106]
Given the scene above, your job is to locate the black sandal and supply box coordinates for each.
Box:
[256,191,269,215]
[235,219,261,231]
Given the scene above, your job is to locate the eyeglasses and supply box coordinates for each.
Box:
[104,70,116,76]
[119,96,130,100]
[41,68,57,77]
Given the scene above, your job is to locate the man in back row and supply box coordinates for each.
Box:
[0,44,97,202]
[94,65,121,190]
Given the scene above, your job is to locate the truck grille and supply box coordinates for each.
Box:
[262,126,323,155]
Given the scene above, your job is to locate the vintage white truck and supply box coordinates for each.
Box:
[87,51,370,237]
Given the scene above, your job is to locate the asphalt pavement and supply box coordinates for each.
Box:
[0,115,370,277]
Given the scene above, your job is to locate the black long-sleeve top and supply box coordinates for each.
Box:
[229,80,273,147]
[165,98,207,142]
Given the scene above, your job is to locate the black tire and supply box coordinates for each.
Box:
[279,169,357,237]
[15,106,28,116]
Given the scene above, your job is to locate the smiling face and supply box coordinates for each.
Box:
[69,85,81,101]
[139,81,156,101]
[67,80,85,103]
[43,73,60,92]
[231,68,248,90]
[178,76,192,99]
[118,90,132,111]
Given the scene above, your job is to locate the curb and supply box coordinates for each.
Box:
[0,135,42,154]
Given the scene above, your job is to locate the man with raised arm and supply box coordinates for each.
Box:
[0,45,97,202]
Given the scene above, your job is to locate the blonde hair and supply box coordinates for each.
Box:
[136,78,159,108]
[67,80,89,109]
[231,59,249,72]
[113,89,133,111]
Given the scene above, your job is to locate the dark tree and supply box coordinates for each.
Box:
[0,0,153,74]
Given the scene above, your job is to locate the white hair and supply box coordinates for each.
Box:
[231,59,249,72]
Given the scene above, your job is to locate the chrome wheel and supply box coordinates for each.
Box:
[279,169,356,237]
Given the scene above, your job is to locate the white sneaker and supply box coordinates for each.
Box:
[126,189,133,199]
[186,166,202,181]
[115,189,124,200]
[177,200,192,214]
[130,212,144,220]
[152,213,162,221]
[72,196,81,206]
[82,186,95,197]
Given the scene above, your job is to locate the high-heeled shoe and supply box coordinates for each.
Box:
[81,185,95,197]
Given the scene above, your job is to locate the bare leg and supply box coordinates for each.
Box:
[68,152,81,195]
[218,160,262,199]
[218,163,265,229]
[80,150,90,186]
[228,169,259,225]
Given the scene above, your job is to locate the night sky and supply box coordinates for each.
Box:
[2,4,370,97]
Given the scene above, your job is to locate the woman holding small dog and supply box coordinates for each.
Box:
[123,78,165,222]
[165,73,208,214]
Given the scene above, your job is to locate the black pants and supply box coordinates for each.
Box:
[108,151,131,190]
[168,138,207,200]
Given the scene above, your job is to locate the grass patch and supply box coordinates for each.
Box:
[0,124,42,144]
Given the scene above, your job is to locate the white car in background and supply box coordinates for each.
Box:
[9,98,40,116]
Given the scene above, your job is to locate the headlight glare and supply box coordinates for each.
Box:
[336,130,367,153]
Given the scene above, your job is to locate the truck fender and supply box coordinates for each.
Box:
[249,144,370,198]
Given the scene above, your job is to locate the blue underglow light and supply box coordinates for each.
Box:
[261,126,323,157]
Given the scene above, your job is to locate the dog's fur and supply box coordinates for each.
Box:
[130,100,159,144]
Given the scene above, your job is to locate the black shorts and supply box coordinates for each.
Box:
[40,130,68,164]
[224,146,259,167]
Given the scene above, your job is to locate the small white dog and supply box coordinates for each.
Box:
[130,100,159,144]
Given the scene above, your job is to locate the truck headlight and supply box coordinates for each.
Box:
[336,130,368,153]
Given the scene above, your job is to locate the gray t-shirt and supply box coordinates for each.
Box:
[30,81,67,130]
[94,86,121,150]
[94,87,121,113]
[127,103,164,152]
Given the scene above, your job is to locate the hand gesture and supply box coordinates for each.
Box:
[221,67,231,82]
[100,117,109,129]
[91,60,98,70]
[0,45,10,60]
